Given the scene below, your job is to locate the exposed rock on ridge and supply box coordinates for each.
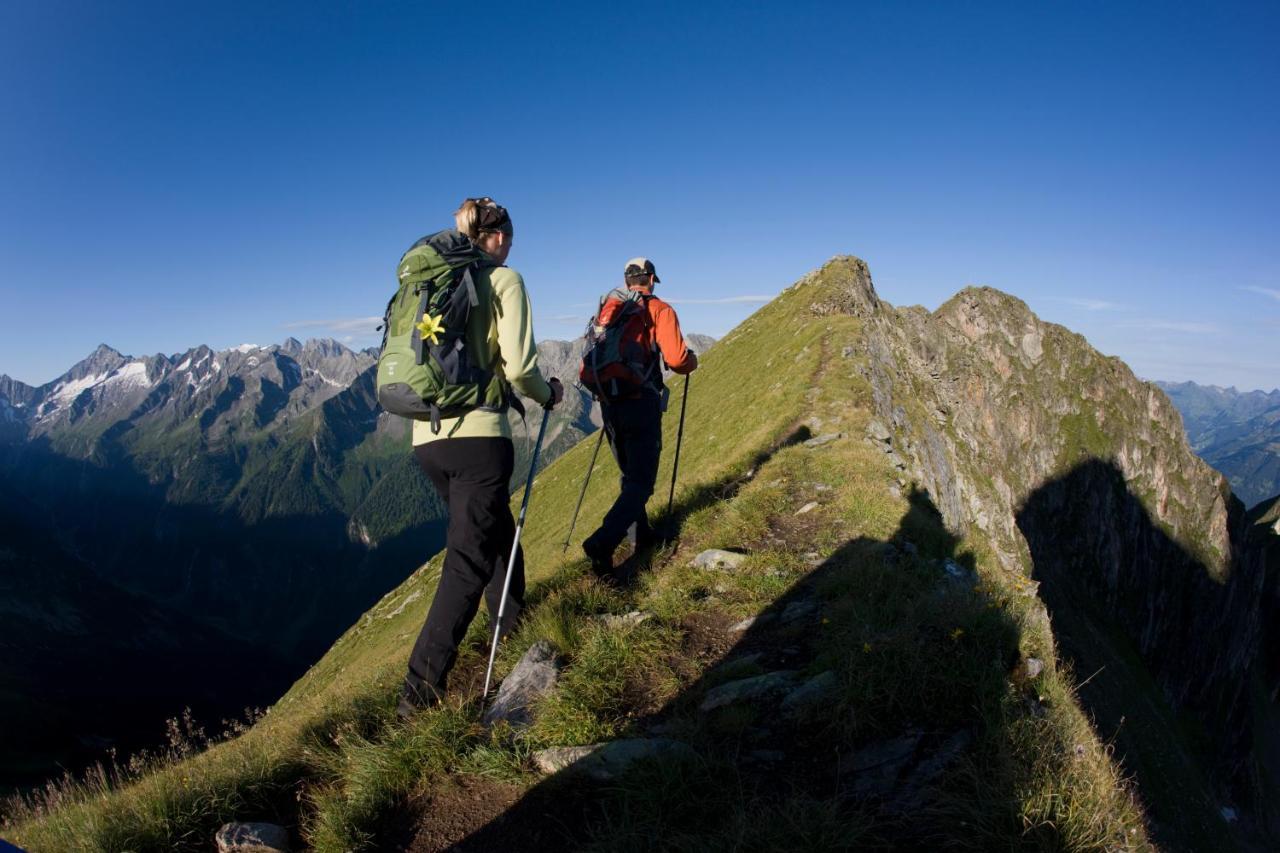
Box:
[795,256,1275,800]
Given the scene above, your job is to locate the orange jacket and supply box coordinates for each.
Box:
[632,287,698,375]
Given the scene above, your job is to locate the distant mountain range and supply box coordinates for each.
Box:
[0,332,712,787]
[1157,381,1280,509]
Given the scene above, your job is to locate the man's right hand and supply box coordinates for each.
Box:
[547,378,564,409]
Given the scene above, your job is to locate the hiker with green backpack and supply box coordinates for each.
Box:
[579,258,698,581]
[376,197,563,717]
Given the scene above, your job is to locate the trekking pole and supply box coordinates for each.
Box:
[483,400,553,700]
[562,424,606,553]
[666,373,690,516]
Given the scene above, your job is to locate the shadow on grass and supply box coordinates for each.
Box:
[1016,458,1273,851]
[422,486,1034,852]
[606,424,816,589]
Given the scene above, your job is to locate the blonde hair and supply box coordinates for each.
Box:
[454,197,512,240]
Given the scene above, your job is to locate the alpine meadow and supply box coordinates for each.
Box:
[5,258,1278,850]
[3,3,1279,852]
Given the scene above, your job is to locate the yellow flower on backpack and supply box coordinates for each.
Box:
[415,312,445,345]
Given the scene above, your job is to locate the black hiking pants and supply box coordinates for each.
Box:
[585,395,663,556]
[403,437,525,703]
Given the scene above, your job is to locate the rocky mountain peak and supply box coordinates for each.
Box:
[935,286,1038,344]
[0,374,38,407]
[61,343,129,382]
[300,337,349,359]
[796,255,881,318]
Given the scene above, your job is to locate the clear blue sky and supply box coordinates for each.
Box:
[2,1,1277,390]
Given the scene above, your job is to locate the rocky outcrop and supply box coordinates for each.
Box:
[690,549,748,571]
[215,822,290,852]
[795,257,1276,801]
[699,671,797,712]
[483,640,562,728]
[533,738,696,780]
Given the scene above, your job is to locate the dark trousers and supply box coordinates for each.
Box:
[586,395,663,555]
[403,437,525,700]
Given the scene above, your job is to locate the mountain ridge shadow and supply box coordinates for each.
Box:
[403,486,1035,852]
[1016,457,1274,851]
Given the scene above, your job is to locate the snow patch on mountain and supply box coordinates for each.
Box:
[42,372,108,414]
[308,368,346,388]
[104,361,152,390]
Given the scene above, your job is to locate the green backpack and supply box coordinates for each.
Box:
[376,229,510,432]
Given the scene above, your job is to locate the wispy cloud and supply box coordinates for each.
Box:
[283,317,382,334]
[664,295,774,306]
[544,314,586,324]
[1116,319,1222,334]
[1052,297,1124,311]
[1241,286,1280,302]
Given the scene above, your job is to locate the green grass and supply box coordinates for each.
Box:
[4,259,1156,852]
[303,704,477,851]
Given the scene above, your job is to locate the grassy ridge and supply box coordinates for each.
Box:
[3,264,1151,851]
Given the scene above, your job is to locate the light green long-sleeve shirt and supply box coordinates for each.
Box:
[412,264,553,445]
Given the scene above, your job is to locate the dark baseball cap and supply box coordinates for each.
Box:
[624,257,660,282]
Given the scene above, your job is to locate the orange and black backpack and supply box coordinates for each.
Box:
[579,288,661,400]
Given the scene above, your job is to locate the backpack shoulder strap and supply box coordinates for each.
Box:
[636,292,659,351]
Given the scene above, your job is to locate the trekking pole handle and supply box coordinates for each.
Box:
[546,377,563,410]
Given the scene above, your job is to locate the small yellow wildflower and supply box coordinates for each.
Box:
[862,642,872,654]
[416,312,446,345]
[950,628,965,641]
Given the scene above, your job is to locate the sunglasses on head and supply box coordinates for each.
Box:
[468,197,512,235]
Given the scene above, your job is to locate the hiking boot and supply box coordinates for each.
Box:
[582,538,615,579]
[396,679,442,721]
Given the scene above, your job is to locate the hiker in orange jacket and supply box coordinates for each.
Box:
[582,258,697,579]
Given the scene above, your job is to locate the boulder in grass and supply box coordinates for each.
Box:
[781,599,819,623]
[941,558,979,592]
[886,730,973,813]
[803,432,843,448]
[483,640,562,728]
[215,822,290,853]
[1013,656,1045,682]
[842,732,922,801]
[600,610,653,629]
[699,671,798,712]
[781,671,839,716]
[690,549,748,571]
[534,738,696,781]
[866,419,892,444]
